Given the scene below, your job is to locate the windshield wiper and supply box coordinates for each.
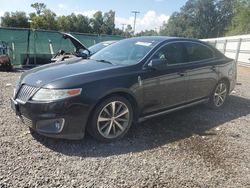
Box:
[95,59,113,65]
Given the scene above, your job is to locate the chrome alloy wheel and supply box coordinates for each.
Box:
[213,82,227,107]
[97,101,130,139]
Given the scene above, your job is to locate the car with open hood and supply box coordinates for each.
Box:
[11,36,237,141]
[51,33,116,63]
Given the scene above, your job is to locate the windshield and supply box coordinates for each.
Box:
[90,38,160,65]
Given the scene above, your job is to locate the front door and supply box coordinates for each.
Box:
[141,42,188,115]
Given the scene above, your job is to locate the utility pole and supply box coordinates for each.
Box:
[131,11,140,35]
[121,24,126,32]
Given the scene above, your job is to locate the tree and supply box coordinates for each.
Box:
[75,14,92,33]
[102,10,116,35]
[58,13,93,33]
[124,24,133,37]
[91,11,104,34]
[30,9,58,30]
[160,11,198,38]
[113,28,124,36]
[216,0,237,36]
[57,15,72,32]
[160,0,237,38]
[30,3,58,30]
[136,29,158,36]
[1,3,125,36]
[226,0,250,35]
[31,2,46,16]
[1,11,29,28]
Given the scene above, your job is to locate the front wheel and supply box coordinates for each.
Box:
[208,80,228,109]
[88,96,133,142]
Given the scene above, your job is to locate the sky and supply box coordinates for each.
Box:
[0,0,188,33]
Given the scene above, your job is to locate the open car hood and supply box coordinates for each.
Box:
[51,33,90,63]
[62,33,90,53]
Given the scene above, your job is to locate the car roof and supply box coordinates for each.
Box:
[133,36,177,41]
[130,36,206,44]
[132,36,223,57]
[101,40,117,44]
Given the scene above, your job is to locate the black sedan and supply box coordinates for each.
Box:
[11,36,237,141]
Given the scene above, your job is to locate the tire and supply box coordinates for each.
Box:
[29,127,35,134]
[1,63,12,72]
[87,96,133,142]
[5,63,12,72]
[207,80,228,109]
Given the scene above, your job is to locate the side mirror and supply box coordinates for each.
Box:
[148,59,167,70]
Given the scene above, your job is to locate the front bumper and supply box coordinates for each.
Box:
[11,97,91,140]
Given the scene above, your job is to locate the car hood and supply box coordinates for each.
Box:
[20,58,119,88]
[62,33,89,53]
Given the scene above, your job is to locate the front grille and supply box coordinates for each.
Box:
[22,115,33,128]
[16,85,39,103]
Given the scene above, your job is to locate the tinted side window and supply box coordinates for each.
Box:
[152,43,186,65]
[185,43,214,62]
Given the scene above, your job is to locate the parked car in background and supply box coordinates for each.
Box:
[0,41,12,71]
[86,40,117,55]
[51,33,116,63]
[11,36,237,141]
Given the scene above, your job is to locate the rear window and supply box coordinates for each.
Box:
[185,42,214,62]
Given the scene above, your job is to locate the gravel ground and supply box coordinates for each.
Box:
[0,66,250,187]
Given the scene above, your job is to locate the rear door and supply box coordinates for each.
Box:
[183,42,219,102]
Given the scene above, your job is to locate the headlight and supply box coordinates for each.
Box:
[32,88,82,101]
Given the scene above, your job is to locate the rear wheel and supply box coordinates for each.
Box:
[88,96,133,141]
[208,80,228,109]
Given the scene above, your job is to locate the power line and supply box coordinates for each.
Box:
[131,11,140,35]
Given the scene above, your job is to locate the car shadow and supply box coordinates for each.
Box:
[31,95,250,157]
